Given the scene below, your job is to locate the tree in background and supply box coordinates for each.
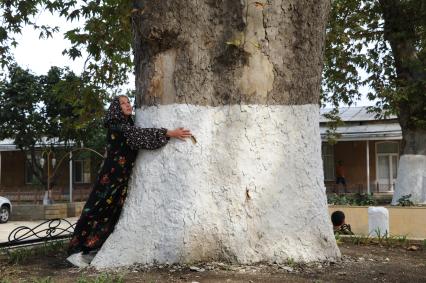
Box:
[324,0,426,204]
[0,0,133,88]
[0,65,105,190]
[0,0,131,193]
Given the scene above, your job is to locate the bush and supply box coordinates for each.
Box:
[397,194,414,206]
[327,193,377,206]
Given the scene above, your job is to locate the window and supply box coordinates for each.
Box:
[322,143,335,181]
[74,159,91,183]
[376,142,399,192]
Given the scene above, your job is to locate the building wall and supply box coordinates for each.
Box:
[1,151,26,188]
[0,151,70,189]
[336,140,377,189]
[324,140,401,193]
[0,150,99,193]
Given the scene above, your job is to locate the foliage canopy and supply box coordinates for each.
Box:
[0,64,106,185]
[0,0,133,88]
[323,0,426,130]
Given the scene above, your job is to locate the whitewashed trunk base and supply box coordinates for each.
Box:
[91,104,340,269]
[392,155,426,205]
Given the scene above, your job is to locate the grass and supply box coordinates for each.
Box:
[1,240,126,283]
[334,233,343,245]
[285,257,296,267]
[339,232,410,247]
[386,235,408,246]
[76,273,125,283]
[1,274,125,283]
[349,234,371,245]
[333,226,411,248]
[1,278,54,283]
[2,240,66,264]
[31,277,55,283]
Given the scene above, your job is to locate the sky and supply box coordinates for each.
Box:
[12,10,135,92]
[13,12,87,76]
[11,12,374,108]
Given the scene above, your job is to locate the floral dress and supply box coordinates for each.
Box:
[68,97,169,255]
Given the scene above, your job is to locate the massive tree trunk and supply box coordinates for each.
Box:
[92,0,339,268]
[379,0,426,205]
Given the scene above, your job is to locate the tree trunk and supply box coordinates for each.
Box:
[392,128,426,204]
[378,0,426,204]
[92,0,339,268]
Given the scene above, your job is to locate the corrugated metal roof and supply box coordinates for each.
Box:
[320,123,402,141]
[0,138,74,151]
[320,107,401,141]
[0,139,15,146]
[320,107,397,122]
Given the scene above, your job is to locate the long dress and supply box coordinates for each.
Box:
[68,123,168,255]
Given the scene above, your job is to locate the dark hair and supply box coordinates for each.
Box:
[331,210,345,226]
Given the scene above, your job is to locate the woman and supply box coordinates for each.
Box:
[67,95,191,267]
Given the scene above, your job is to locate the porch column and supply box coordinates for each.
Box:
[69,152,73,203]
[366,140,370,194]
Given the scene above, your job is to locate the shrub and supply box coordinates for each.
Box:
[397,194,414,206]
[327,193,377,206]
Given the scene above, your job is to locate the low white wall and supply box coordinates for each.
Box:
[329,205,426,239]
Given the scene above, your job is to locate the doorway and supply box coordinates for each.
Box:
[376,142,399,192]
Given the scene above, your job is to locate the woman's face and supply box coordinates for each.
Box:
[119,96,133,116]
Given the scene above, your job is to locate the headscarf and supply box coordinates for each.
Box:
[103,96,134,128]
[102,96,169,150]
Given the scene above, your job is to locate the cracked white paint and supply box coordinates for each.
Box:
[392,155,426,204]
[91,104,340,269]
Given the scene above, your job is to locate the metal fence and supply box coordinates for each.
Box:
[0,218,76,249]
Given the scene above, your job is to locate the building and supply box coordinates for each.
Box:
[320,107,402,195]
[0,139,100,202]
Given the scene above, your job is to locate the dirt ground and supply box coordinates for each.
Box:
[1,241,425,283]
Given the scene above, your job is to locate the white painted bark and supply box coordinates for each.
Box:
[91,104,340,269]
[392,155,426,205]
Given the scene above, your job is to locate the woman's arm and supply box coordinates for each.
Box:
[122,125,192,150]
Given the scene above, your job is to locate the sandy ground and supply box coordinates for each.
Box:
[1,241,425,282]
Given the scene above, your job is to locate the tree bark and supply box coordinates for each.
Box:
[92,0,340,268]
[132,0,328,106]
[379,0,426,204]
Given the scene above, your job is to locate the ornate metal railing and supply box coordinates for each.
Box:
[0,218,76,248]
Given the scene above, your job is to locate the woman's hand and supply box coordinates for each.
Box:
[166,128,192,140]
